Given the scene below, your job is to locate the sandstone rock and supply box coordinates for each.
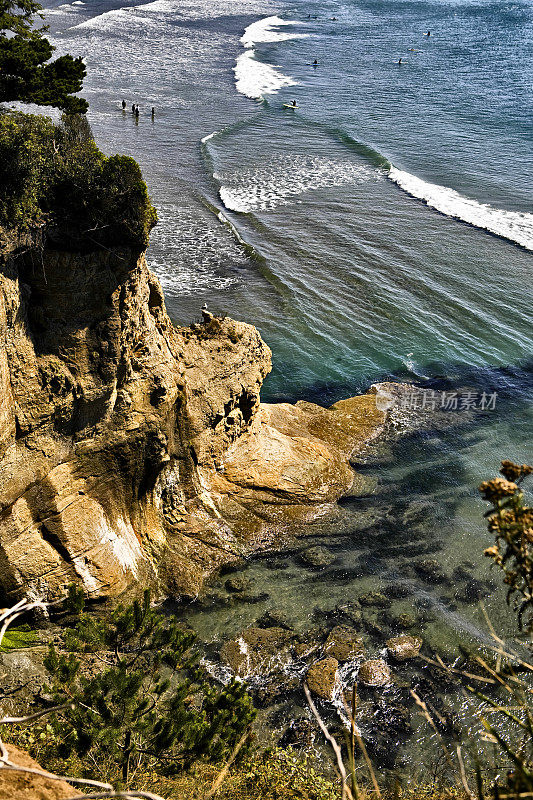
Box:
[358,659,392,687]
[342,472,378,499]
[324,626,366,662]
[386,634,422,662]
[293,640,321,660]
[220,627,292,677]
[0,744,82,798]
[0,231,391,602]
[306,657,339,700]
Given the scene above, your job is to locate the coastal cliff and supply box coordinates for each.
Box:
[0,111,388,603]
[0,239,387,602]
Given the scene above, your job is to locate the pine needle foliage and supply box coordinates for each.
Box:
[0,0,87,112]
[43,589,256,788]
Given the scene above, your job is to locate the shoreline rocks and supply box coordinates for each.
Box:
[358,659,392,687]
[386,635,422,662]
[306,657,340,701]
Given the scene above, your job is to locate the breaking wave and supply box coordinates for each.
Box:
[234,15,308,101]
[389,167,533,250]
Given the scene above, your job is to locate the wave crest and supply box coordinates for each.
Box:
[234,15,307,101]
[389,167,533,250]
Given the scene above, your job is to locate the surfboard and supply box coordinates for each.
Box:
[283,104,299,109]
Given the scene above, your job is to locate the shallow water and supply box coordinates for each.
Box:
[39,0,533,778]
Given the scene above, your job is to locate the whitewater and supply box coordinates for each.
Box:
[389,167,533,251]
[234,15,307,100]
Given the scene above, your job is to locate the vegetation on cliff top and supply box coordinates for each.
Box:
[0,110,157,250]
[0,0,87,112]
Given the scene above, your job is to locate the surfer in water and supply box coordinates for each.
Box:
[122,99,126,110]
[425,30,431,36]
[291,99,297,107]
[313,59,318,66]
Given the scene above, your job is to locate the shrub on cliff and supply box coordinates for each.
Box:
[0,110,157,249]
[0,0,87,112]
[42,589,255,788]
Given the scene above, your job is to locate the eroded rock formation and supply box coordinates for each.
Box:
[0,239,387,602]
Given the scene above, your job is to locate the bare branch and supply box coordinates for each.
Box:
[65,792,167,800]
[205,727,251,799]
[0,702,72,724]
[304,683,353,800]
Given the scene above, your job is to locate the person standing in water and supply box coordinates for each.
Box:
[122,99,126,110]
[131,103,135,113]
[135,105,140,117]
[151,107,155,118]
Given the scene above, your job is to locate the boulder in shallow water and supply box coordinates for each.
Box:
[390,612,418,630]
[324,625,366,662]
[220,627,292,677]
[454,578,486,603]
[386,634,422,662]
[299,546,335,568]
[413,559,449,584]
[306,657,339,700]
[256,608,294,630]
[279,716,316,749]
[358,591,391,608]
[225,575,252,593]
[358,658,392,687]
[331,602,363,627]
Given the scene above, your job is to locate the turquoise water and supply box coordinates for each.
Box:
[40,0,533,776]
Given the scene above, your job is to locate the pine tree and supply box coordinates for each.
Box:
[44,589,255,787]
[0,0,87,112]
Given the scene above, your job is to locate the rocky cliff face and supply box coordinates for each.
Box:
[0,239,386,602]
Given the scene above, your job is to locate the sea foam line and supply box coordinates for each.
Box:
[234,15,308,101]
[389,167,533,251]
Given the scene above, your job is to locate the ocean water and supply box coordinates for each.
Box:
[40,0,532,778]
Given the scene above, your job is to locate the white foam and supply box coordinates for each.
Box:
[389,167,533,251]
[240,14,307,47]
[147,202,242,296]
[234,50,296,100]
[201,130,219,144]
[218,154,374,212]
[235,15,307,100]
[72,6,134,29]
